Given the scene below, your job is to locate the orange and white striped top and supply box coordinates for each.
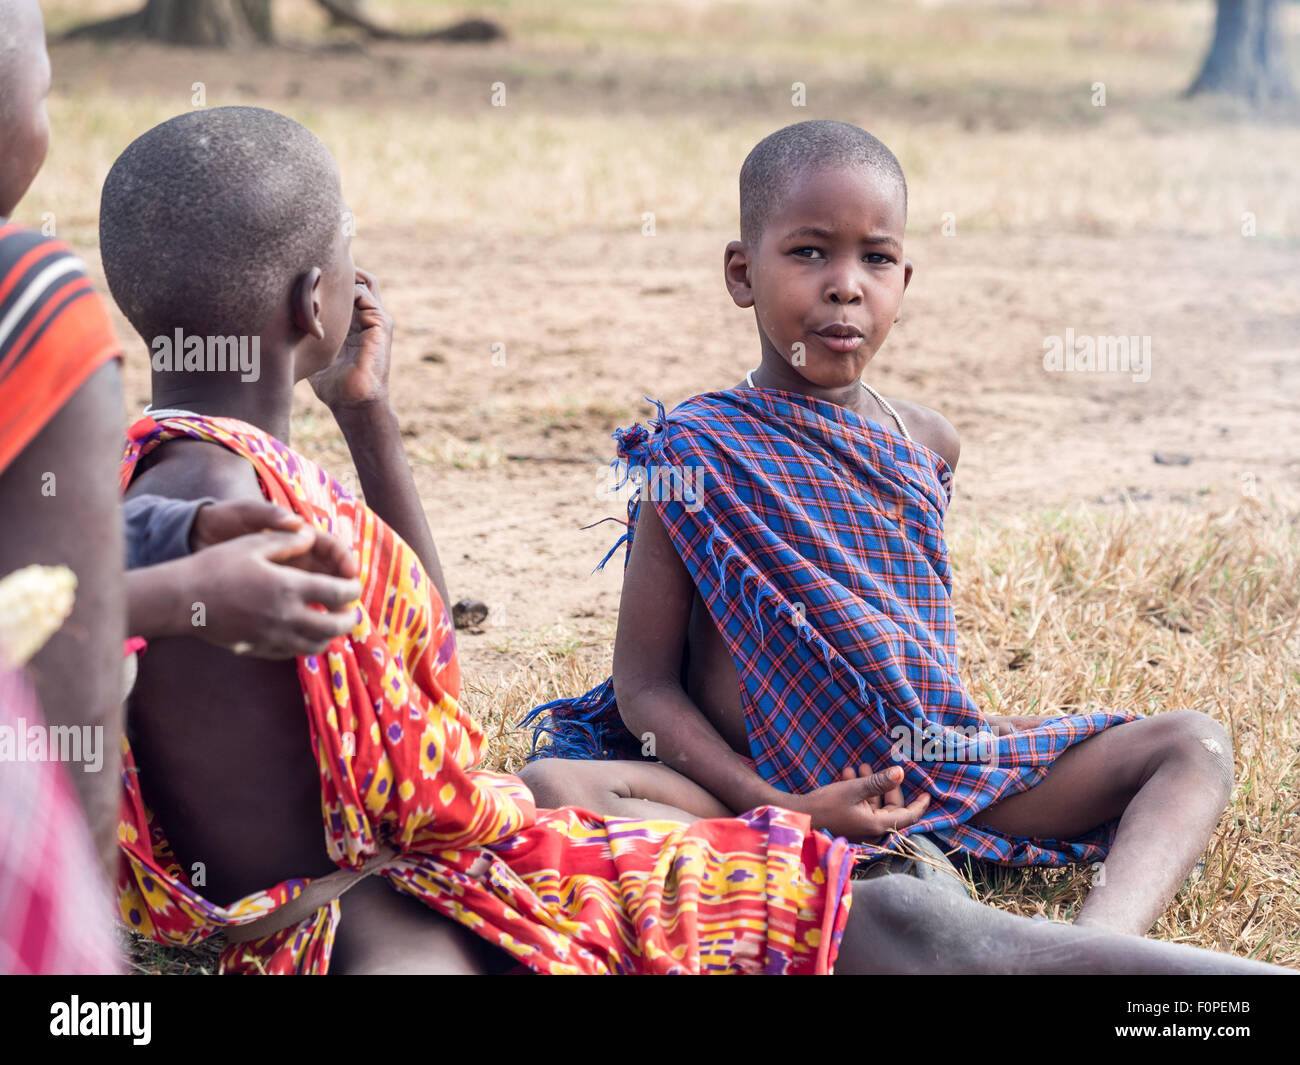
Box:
[0,223,121,475]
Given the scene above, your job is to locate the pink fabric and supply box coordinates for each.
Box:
[0,663,121,974]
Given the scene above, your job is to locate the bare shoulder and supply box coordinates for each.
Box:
[126,437,264,503]
[888,398,960,474]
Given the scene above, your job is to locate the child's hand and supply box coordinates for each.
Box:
[191,499,301,550]
[183,528,363,658]
[190,500,359,579]
[789,764,931,844]
[309,268,393,413]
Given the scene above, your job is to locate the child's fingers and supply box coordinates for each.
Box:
[854,766,904,799]
[353,284,386,319]
[232,500,302,533]
[283,602,359,648]
[251,527,318,563]
[865,763,906,806]
[355,267,382,301]
[872,796,930,835]
[246,534,361,606]
[195,499,302,547]
[290,572,363,612]
[353,282,380,313]
[350,290,391,336]
[288,530,359,580]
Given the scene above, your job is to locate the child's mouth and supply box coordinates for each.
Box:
[814,329,865,354]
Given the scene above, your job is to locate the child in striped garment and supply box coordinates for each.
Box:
[523,120,1246,945]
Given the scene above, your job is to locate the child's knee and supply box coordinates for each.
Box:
[518,758,630,810]
[1154,710,1234,792]
[516,759,580,808]
[847,875,987,962]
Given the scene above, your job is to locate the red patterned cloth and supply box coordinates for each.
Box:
[0,224,121,473]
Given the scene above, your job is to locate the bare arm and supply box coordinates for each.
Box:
[0,362,125,878]
[612,497,787,814]
[125,535,360,655]
[126,447,362,656]
[332,402,451,618]
[899,400,960,477]
[309,269,452,618]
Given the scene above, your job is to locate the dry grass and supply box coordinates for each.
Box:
[34,100,1300,243]
[952,495,1300,965]
[124,930,223,976]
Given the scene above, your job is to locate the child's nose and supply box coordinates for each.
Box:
[824,264,864,305]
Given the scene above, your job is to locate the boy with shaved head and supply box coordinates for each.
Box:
[0,0,402,974]
[526,119,1249,946]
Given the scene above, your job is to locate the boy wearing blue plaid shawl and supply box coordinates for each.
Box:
[524,121,1238,941]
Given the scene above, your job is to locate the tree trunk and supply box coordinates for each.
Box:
[66,0,275,47]
[313,0,505,42]
[326,0,366,27]
[1187,0,1294,102]
[67,0,502,46]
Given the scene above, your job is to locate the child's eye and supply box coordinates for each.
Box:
[791,247,825,260]
[865,253,894,264]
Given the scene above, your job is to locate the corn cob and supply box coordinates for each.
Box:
[0,564,77,669]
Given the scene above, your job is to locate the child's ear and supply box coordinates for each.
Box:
[291,267,326,340]
[894,258,914,323]
[723,241,754,309]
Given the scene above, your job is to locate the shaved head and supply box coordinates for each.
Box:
[739,120,907,246]
[0,0,36,49]
[0,0,50,218]
[99,106,345,341]
[0,0,41,111]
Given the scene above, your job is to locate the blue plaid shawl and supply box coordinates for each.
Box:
[526,388,1135,865]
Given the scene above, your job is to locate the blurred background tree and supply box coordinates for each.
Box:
[65,0,273,43]
[324,0,364,24]
[1187,0,1294,101]
[65,0,503,46]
